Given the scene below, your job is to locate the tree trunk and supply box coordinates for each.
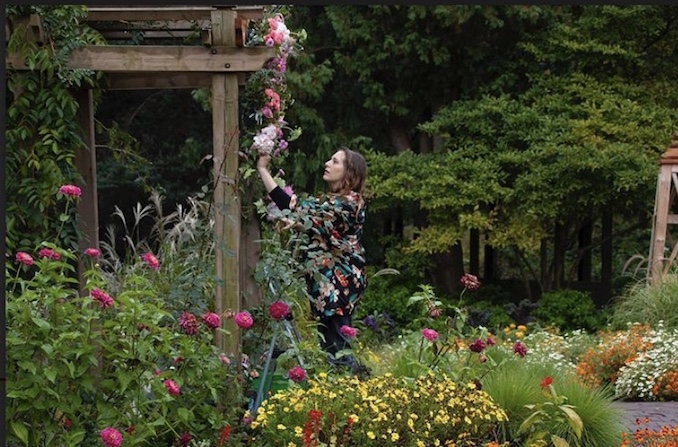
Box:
[428,243,464,297]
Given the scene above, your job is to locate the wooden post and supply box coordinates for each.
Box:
[73,88,99,293]
[648,132,678,283]
[211,8,241,357]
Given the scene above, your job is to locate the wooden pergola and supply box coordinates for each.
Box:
[6,5,276,358]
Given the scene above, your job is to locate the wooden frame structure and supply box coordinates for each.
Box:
[6,5,276,358]
[648,133,678,283]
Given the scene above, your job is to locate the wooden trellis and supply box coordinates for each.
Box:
[5,5,276,358]
[648,132,678,283]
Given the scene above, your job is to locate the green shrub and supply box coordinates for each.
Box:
[533,289,607,332]
[609,274,678,330]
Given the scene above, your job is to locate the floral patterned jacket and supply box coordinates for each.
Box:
[268,186,367,317]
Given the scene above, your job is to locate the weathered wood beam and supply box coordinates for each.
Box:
[6,45,275,73]
[84,6,263,22]
[104,72,247,90]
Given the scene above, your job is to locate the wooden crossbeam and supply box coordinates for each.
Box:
[6,45,275,73]
[85,5,263,22]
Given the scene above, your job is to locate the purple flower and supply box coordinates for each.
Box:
[362,315,378,331]
[179,311,199,335]
[468,338,487,353]
[513,341,528,357]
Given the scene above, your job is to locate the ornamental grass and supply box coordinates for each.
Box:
[247,372,507,447]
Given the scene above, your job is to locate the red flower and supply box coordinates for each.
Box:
[468,338,487,353]
[540,376,553,389]
[513,341,528,357]
[176,432,192,447]
[217,424,231,447]
[268,300,290,320]
[288,365,307,383]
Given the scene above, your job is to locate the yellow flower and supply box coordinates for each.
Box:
[391,432,400,442]
[367,431,376,440]
[277,424,287,430]
[517,324,527,331]
[294,426,303,436]
[515,331,524,338]
[349,414,359,423]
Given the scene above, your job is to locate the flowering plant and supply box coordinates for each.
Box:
[244,9,305,158]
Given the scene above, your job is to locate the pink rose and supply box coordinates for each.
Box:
[234,311,253,329]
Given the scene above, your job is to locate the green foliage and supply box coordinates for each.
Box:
[6,245,242,447]
[533,289,607,332]
[609,274,678,330]
[6,6,105,254]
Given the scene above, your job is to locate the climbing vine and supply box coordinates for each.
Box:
[5,5,106,253]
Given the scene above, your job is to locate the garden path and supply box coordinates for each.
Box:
[616,401,678,432]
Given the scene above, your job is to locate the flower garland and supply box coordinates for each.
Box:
[247,11,304,158]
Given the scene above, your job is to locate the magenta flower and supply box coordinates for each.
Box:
[268,301,290,321]
[58,184,82,198]
[100,427,123,447]
[201,311,221,329]
[84,247,101,258]
[460,273,481,291]
[177,432,193,447]
[91,288,114,309]
[287,365,307,383]
[15,251,34,266]
[339,325,357,339]
[179,311,199,335]
[421,328,439,342]
[234,311,254,329]
[486,336,496,346]
[164,379,181,396]
[38,248,60,260]
[141,252,160,270]
[513,341,528,357]
[468,338,487,353]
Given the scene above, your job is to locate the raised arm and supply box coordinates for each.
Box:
[256,153,291,210]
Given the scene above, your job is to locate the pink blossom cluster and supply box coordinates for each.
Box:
[84,247,100,258]
[91,288,114,309]
[268,300,290,320]
[164,378,181,396]
[141,252,160,270]
[421,328,439,342]
[460,273,481,291]
[100,427,122,447]
[58,184,82,198]
[263,14,292,47]
[202,311,221,329]
[15,251,34,266]
[179,311,199,335]
[513,340,528,357]
[235,311,254,329]
[339,325,357,339]
[38,247,60,260]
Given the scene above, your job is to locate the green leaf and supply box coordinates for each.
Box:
[552,435,571,447]
[560,405,584,438]
[518,409,547,434]
[10,420,29,446]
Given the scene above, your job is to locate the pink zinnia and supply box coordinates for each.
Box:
[201,312,221,329]
[141,252,160,270]
[268,301,290,321]
[460,273,481,291]
[84,247,100,258]
[287,365,307,383]
[58,184,82,198]
[15,251,34,266]
[38,248,61,260]
[164,379,181,396]
[513,341,528,357]
[179,311,199,335]
[91,288,114,309]
[339,325,357,339]
[421,328,439,342]
[100,427,123,447]
[234,311,253,329]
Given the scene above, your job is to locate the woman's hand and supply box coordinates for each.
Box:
[256,153,271,172]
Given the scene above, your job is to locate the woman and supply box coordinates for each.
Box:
[256,147,368,372]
